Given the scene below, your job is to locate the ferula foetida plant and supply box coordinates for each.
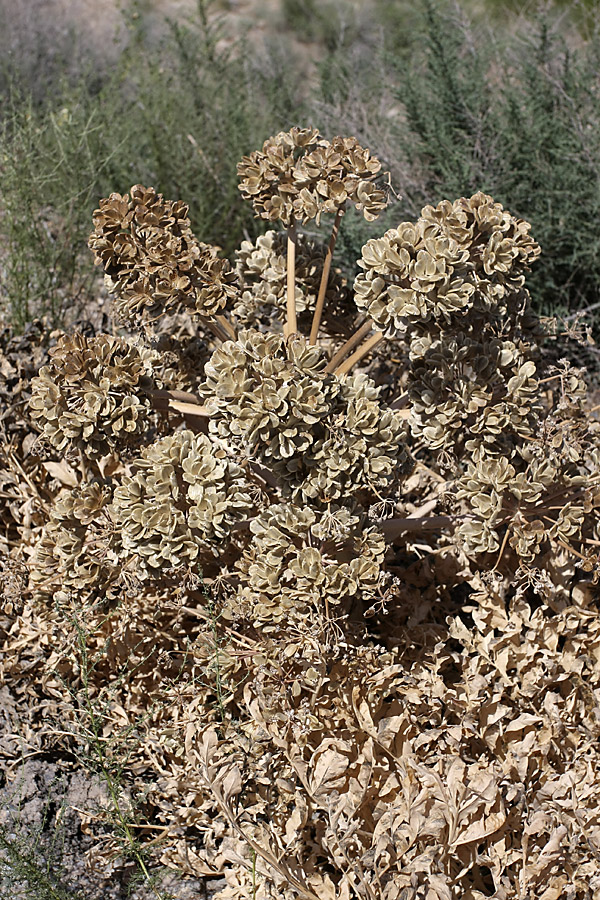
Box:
[24,125,600,898]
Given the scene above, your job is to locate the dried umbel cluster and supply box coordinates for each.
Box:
[355,192,542,458]
[16,127,600,900]
[456,360,600,560]
[229,503,386,630]
[235,230,351,326]
[352,192,599,566]
[355,193,540,331]
[112,430,254,576]
[205,329,412,503]
[88,184,238,326]
[32,480,117,592]
[29,332,155,458]
[237,126,387,225]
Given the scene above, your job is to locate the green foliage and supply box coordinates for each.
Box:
[0,92,120,328]
[1,0,599,346]
[0,2,299,326]
[399,2,600,319]
[0,792,84,900]
[281,0,342,46]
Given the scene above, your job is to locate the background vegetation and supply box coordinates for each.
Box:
[0,0,599,335]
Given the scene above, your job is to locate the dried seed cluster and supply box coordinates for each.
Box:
[356,193,542,459]
[456,362,600,559]
[229,503,385,629]
[88,184,238,324]
[355,192,540,332]
[237,127,387,225]
[29,333,154,458]
[205,329,412,503]
[32,481,117,591]
[234,229,351,325]
[112,430,254,576]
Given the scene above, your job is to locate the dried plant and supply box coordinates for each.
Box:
[237,128,386,227]
[4,126,600,900]
[88,186,238,340]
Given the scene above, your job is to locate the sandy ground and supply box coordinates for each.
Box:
[0,683,226,898]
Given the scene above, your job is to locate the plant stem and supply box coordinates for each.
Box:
[324,320,373,373]
[556,538,589,561]
[251,847,257,899]
[390,392,409,410]
[285,217,297,338]
[202,579,226,723]
[147,389,211,425]
[334,330,384,376]
[205,317,231,342]
[216,314,237,340]
[148,388,204,406]
[309,205,344,345]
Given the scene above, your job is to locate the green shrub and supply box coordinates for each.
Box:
[398,2,600,322]
[0,2,301,327]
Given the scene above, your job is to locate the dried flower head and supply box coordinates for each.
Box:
[29,333,154,458]
[354,192,540,335]
[205,329,412,503]
[230,502,386,629]
[31,480,117,592]
[234,229,352,325]
[237,127,387,226]
[455,377,600,561]
[88,185,239,324]
[112,430,254,576]
[354,194,543,460]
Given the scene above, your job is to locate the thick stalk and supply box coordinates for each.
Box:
[149,388,203,405]
[205,317,231,343]
[390,392,409,410]
[309,205,344,345]
[216,314,237,341]
[334,330,384,376]
[324,320,373,373]
[147,388,211,429]
[285,217,297,338]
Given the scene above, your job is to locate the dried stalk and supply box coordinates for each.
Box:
[309,205,344,345]
[335,331,384,376]
[216,314,237,341]
[147,388,211,425]
[167,400,212,418]
[205,317,232,343]
[148,388,204,405]
[285,217,298,338]
[556,537,590,561]
[390,392,409,410]
[324,320,372,373]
